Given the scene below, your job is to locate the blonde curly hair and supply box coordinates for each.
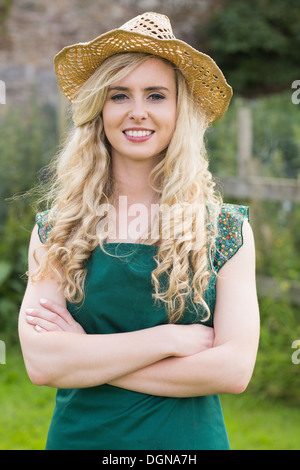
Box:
[33,52,222,323]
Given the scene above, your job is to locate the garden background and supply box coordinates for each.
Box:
[0,0,300,450]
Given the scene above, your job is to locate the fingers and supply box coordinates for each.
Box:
[25,298,69,332]
[39,298,72,324]
[25,298,86,335]
[26,308,65,332]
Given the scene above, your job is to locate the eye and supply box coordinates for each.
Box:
[110,93,128,102]
[149,93,165,102]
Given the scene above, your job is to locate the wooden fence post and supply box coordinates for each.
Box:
[237,106,253,179]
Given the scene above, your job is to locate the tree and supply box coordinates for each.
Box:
[202,0,300,97]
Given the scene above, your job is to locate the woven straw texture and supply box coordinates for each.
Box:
[54,12,232,124]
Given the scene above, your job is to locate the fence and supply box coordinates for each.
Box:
[220,107,300,203]
[218,107,300,304]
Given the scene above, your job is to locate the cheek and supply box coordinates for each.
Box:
[102,105,121,145]
[162,107,177,142]
[102,104,112,134]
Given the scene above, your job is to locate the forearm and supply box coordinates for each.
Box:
[109,341,256,397]
[19,268,181,389]
[20,284,215,390]
[20,325,176,389]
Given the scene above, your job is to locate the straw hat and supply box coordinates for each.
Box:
[54,12,232,124]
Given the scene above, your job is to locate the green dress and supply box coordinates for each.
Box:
[35,203,249,450]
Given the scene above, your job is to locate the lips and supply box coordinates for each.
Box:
[123,128,155,142]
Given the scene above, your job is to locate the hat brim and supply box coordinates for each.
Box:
[54,28,232,124]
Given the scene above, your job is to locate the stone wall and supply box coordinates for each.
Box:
[0,0,222,107]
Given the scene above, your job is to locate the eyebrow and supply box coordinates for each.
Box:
[108,86,170,92]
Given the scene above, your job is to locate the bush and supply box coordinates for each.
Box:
[248,298,300,405]
[0,97,57,342]
[203,0,300,97]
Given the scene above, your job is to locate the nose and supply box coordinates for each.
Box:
[128,100,148,121]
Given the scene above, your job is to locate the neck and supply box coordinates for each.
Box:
[111,157,161,206]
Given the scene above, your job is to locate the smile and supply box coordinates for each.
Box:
[123,129,155,142]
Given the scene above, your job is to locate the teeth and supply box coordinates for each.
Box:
[124,130,153,137]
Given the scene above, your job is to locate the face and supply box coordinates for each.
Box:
[102,58,177,165]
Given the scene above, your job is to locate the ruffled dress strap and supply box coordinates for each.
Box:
[214,203,250,272]
[35,210,52,244]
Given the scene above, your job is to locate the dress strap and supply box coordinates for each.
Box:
[214,203,250,272]
[36,210,52,244]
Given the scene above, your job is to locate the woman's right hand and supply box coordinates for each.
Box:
[170,323,214,358]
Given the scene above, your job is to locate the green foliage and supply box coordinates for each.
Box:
[0,0,12,27]
[251,92,300,178]
[248,297,300,405]
[0,97,58,342]
[250,200,300,282]
[207,92,300,180]
[206,97,238,177]
[203,0,300,96]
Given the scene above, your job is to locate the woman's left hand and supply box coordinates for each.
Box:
[25,298,86,334]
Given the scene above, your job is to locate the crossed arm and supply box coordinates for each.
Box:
[18,220,259,397]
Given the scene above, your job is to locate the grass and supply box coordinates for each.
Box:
[1,345,300,450]
[0,344,55,450]
[221,394,300,450]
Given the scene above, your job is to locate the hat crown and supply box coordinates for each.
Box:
[54,12,232,123]
[120,12,175,40]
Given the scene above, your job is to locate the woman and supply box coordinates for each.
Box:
[18,12,259,450]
